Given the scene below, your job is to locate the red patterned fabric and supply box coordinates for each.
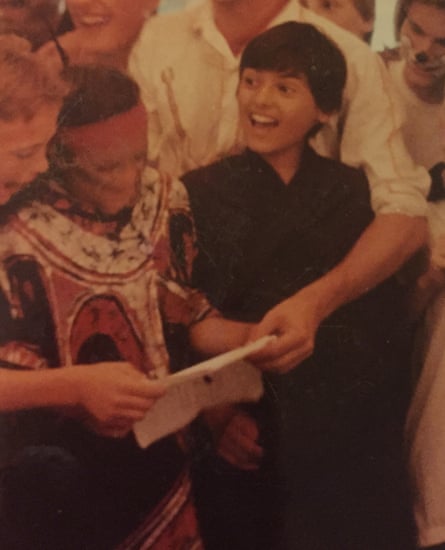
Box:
[0,167,211,548]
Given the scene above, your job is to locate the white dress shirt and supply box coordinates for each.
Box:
[130,0,429,215]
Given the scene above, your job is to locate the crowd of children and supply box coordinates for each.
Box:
[0,1,444,549]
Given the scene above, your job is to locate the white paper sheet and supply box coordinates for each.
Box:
[133,336,274,448]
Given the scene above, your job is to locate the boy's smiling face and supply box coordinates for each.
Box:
[237,68,328,179]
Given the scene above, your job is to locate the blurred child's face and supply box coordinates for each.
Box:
[0,0,61,48]
[65,114,147,216]
[0,105,59,205]
[400,2,445,95]
[237,68,328,175]
[305,0,373,40]
[67,0,158,50]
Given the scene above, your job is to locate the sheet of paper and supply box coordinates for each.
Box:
[133,336,274,448]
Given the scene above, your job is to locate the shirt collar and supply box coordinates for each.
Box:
[190,1,235,61]
[244,144,320,188]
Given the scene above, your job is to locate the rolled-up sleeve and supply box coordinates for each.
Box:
[306,13,430,217]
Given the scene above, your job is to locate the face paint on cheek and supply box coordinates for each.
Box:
[401,34,445,77]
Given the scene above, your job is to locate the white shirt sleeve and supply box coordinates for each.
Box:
[302,9,430,217]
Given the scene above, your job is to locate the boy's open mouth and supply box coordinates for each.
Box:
[250,114,278,128]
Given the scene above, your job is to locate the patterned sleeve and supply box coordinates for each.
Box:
[0,249,58,369]
[0,270,46,369]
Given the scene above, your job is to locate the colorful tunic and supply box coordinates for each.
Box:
[0,166,210,549]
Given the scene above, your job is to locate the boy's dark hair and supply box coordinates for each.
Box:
[240,21,347,114]
[58,65,140,127]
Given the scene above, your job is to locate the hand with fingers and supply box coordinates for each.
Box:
[69,362,166,438]
[217,411,263,471]
[204,405,263,471]
[248,289,323,373]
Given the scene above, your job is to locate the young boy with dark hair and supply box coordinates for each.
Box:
[131,1,429,385]
[184,21,415,550]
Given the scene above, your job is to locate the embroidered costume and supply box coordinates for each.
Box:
[0,167,209,549]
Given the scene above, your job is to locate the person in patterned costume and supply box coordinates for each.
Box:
[0,65,252,550]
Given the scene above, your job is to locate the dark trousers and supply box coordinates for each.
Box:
[0,428,185,550]
[192,371,418,550]
[0,446,90,550]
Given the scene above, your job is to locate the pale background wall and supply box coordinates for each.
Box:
[372,0,398,50]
